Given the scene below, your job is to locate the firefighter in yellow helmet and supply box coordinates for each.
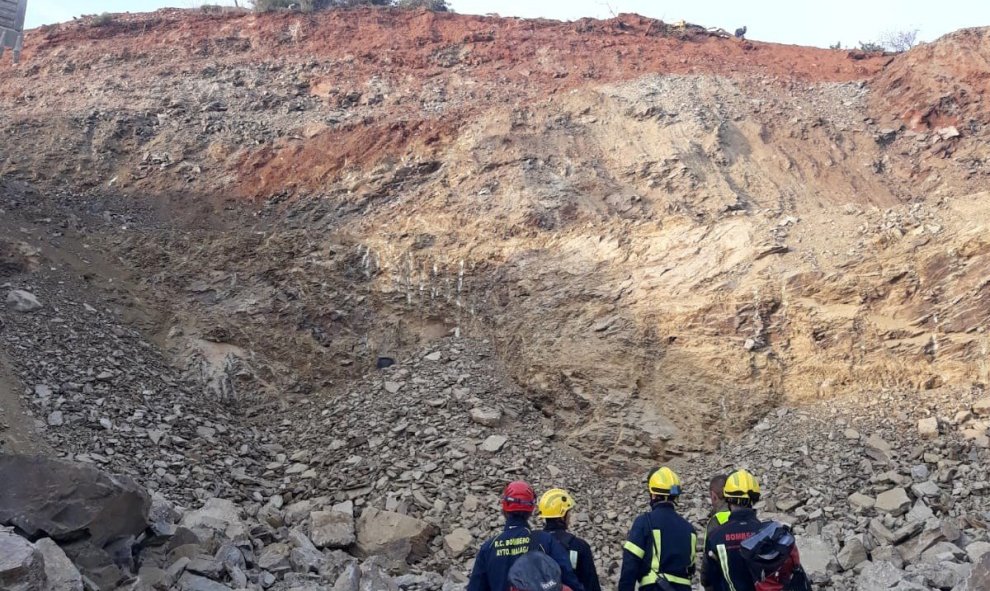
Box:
[538,488,602,591]
[618,467,697,591]
[703,470,764,591]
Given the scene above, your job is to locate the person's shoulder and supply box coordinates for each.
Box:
[535,529,562,546]
[478,535,498,552]
[675,511,697,531]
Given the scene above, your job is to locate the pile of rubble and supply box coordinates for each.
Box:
[697,388,990,591]
[6,263,990,590]
[0,453,461,591]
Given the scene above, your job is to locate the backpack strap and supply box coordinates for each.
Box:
[524,528,547,554]
[549,531,578,570]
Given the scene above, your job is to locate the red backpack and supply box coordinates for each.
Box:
[739,522,812,591]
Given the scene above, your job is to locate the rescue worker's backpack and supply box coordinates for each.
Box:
[739,521,812,591]
[508,550,571,591]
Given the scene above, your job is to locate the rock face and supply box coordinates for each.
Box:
[0,529,48,591]
[0,454,150,546]
[355,508,438,562]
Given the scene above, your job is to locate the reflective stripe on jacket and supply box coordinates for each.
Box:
[703,508,763,591]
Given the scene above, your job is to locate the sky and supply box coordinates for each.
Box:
[23,0,990,49]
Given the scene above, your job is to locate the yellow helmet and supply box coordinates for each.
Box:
[723,469,761,503]
[538,488,576,519]
[647,467,682,497]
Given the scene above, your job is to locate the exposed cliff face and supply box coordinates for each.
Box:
[1,8,989,464]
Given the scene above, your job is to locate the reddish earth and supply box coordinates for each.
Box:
[872,27,990,129]
[25,8,886,86]
[1,7,990,461]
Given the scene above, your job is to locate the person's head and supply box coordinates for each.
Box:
[723,469,761,510]
[538,488,576,528]
[647,466,682,506]
[501,480,537,519]
[709,474,728,509]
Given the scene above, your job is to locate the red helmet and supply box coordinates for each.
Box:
[501,481,537,513]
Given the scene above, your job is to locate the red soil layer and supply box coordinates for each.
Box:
[16,8,885,88]
[871,27,990,129]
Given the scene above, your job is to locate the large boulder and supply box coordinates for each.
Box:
[0,529,48,591]
[0,454,150,546]
[0,455,151,590]
[355,508,438,562]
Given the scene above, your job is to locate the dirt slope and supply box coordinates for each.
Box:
[1,8,990,464]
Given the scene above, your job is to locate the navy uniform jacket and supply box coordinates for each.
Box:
[700,509,731,591]
[619,502,697,591]
[467,514,586,591]
[703,508,763,591]
[542,520,602,591]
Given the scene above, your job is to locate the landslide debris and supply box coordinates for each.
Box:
[1,7,990,591]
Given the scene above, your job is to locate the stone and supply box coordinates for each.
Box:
[899,528,946,563]
[480,435,508,453]
[135,565,170,590]
[848,492,876,511]
[333,562,361,591]
[0,530,48,591]
[959,552,990,591]
[310,510,355,549]
[185,557,223,579]
[910,480,940,498]
[917,417,938,438]
[837,537,868,571]
[214,543,246,572]
[359,557,399,591]
[355,508,438,562]
[906,500,934,523]
[179,498,246,540]
[47,411,64,427]
[974,397,990,417]
[856,560,904,591]
[871,545,905,569]
[0,455,150,548]
[177,572,234,591]
[384,381,403,394]
[256,542,291,571]
[966,541,990,563]
[5,289,42,312]
[469,407,502,427]
[424,351,442,361]
[288,528,324,573]
[875,487,911,516]
[865,434,893,463]
[34,538,83,591]
[443,528,473,558]
[795,535,833,579]
[920,541,966,564]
